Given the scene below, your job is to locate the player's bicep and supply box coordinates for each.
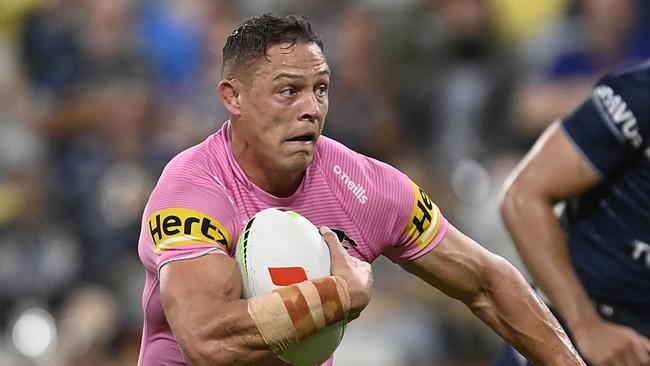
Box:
[506,121,600,202]
[398,224,497,303]
[160,254,243,343]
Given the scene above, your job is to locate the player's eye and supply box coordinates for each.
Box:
[280,87,298,97]
[315,84,328,97]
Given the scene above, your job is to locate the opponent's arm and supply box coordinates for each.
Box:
[399,223,585,366]
[160,227,372,366]
[500,121,650,365]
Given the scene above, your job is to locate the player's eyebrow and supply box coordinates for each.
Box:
[273,70,330,80]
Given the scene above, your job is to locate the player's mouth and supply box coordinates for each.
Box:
[285,133,317,144]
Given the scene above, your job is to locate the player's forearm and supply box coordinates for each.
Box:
[167,298,273,366]
[169,276,352,365]
[471,259,585,365]
[397,226,584,364]
[500,185,600,329]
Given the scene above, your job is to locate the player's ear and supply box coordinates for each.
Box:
[218,78,241,116]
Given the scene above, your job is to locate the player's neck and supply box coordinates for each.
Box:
[241,159,305,197]
[230,138,304,198]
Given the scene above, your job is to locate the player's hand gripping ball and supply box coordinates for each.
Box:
[236,208,346,366]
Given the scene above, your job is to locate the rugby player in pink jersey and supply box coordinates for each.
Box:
[137,14,586,366]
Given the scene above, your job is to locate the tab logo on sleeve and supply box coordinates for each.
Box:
[593,85,643,149]
[404,181,442,249]
[148,208,231,253]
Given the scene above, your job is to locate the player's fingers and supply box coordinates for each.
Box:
[599,360,613,366]
[624,346,647,366]
[639,333,650,352]
[630,339,650,366]
[636,351,650,366]
[612,337,647,366]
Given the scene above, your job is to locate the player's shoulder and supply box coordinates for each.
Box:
[316,135,413,208]
[155,127,234,191]
[161,134,218,179]
[317,135,401,175]
[143,133,237,254]
[149,128,234,211]
[315,137,445,259]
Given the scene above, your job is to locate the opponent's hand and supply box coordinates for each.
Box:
[320,226,373,319]
[572,318,650,366]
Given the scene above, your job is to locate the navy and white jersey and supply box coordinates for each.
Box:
[560,60,650,312]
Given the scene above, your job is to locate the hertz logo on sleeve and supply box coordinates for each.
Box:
[148,208,231,253]
[404,181,442,249]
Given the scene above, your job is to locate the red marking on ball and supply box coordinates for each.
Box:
[268,267,308,286]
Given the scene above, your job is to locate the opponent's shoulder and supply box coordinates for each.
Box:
[603,59,650,84]
[565,60,650,154]
[593,60,650,130]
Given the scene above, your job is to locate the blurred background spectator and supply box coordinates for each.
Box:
[512,0,650,136]
[0,0,647,365]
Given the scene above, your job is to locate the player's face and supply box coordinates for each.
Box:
[236,42,329,173]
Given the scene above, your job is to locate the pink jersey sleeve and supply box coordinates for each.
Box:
[139,153,238,274]
[380,175,449,262]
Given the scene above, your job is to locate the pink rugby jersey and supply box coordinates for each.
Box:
[137,122,448,365]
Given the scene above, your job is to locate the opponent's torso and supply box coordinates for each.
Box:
[561,61,650,312]
[565,152,650,308]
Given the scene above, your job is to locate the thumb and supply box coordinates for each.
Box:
[320,226,346,261]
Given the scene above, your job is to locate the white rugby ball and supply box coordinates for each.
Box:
[236,208,346,366]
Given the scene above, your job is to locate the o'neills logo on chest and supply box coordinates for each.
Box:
[333,165,368,204]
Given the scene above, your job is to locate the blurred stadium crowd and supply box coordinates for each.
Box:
[0,0,648,365]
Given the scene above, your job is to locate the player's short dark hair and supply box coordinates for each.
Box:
[221,14,324,79]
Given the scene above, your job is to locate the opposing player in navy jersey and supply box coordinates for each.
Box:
[498,60,650,366]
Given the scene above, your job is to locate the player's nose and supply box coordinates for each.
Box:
[299,91,323,123]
